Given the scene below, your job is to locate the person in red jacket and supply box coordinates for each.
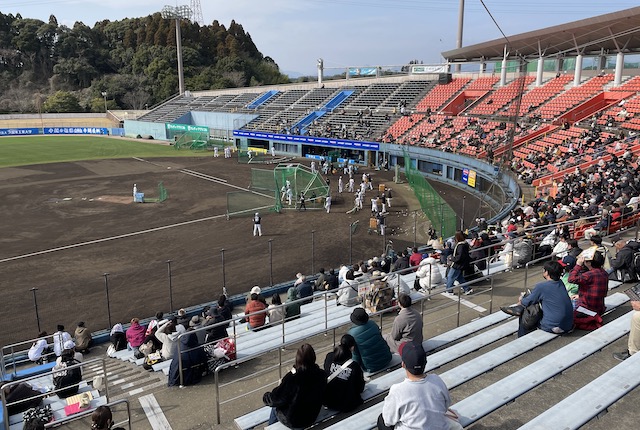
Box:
[126,318,146,356]
[245,293,267,330]
[409,247,423,271]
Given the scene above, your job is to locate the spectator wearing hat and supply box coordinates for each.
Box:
[57,340,83,364]
[378,342,459,430]
[348,308,392,373]
[245,291,267,331]
[52,325,72,357]
[383,294,423,353]
[74,322,92,354]
[189,315,205,344]
[176,308,190,330]
[569,251,608,330]
[246,286,267,307]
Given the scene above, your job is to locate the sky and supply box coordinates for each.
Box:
[1,0,639,76]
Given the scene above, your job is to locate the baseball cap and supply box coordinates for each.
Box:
[399,342,426,375]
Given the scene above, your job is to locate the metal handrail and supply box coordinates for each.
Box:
[1,357,110,430]
[44,399,132,429]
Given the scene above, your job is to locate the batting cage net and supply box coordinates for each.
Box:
[273,164,329,212]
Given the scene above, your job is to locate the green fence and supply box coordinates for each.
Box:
[403,149,457,238]
[144,182,169,203]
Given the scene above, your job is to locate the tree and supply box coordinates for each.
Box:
[43,91,82,112]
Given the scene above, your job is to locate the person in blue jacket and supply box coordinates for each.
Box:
[347,307,392,373]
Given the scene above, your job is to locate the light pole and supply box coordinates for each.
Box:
[161,4,192,95]
[103,273,112,328]
[167,260,174,313]
[101,91,107,113]
[31,288,41,333]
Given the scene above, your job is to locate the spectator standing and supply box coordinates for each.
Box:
[348,308,392,373]
[323,334,365,412]
[446,231,473,295]
[383,294,424,353]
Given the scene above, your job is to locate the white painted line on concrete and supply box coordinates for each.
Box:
[129,387,144,396]
[139,393,172,430]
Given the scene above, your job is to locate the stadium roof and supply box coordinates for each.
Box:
[442,6,640,63]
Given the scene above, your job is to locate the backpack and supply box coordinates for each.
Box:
[53,357,82,397]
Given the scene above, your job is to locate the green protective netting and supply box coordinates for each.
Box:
[143,182,169,203]
[250,169,278,192]
[273,164,329,212]
[174,131,211,150]
[226,190,276,219]
[402,148,457,238]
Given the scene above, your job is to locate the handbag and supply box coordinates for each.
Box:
[521,302,542,330]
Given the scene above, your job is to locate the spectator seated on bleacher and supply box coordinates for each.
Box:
[323,334,365,412]
[392,250,410,271]
[295,276,314,305]
[203,308,229,343]
[109,323,126,352]
[501,261,574,338]
[125,318,146,358]
[383,294,423,354]
[176,308,190,330]
[409,247,423,270]
[559,255,579,299]
[22,405,54,430]
[324,268,339,291]
[267,294,285,325]
[337,270,360,307]
[73,321,92,354]
[52,341,83,398]
[378,341,462,430]
[512,233,534,269]
[608,240,639,282]
[364,271,395,313]
[348,308,392,373]
[415,257,442,292]
[569,251,609,330]
[167,331,207,387]
[263,344,327,427]
[2,381,43,416]
[285,287,301,319]
[52,325,72,357]
[91,405,125,430]
[28,331,52,364]
[613,299,640,361]
[244,292,267,331]
[155,319,185,360]
[143,311,165,351]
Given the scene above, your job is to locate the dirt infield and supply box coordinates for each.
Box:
[0,155,478,346]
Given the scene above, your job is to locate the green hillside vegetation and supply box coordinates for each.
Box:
[0,136,200,168]
[0,12,290,114]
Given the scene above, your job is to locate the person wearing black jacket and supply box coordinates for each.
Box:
[446,231,472,295]
[264,344,327,427]
[609,240,638,282]
[323,334,365,412]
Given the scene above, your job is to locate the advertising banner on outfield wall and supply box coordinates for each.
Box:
[44,127,109,135]
[165,123,209,134]
[0,127,40,136]
[233,130,380,151]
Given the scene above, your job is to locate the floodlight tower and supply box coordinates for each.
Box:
[190,0,205,26]
[161,4,193,95]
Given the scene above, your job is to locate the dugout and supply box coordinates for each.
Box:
[234,129,380,167]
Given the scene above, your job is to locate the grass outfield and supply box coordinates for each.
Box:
[0,135,201,168]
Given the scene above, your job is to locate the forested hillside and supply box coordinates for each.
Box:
[0,12,290,113]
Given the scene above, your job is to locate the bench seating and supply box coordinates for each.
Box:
[235,304,514,430]
[320,293,630,430]
[518,348,640,430]
[2,362,57,382]
[452,310,633,428]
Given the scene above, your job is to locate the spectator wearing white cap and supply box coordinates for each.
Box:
[56,339,83,366]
